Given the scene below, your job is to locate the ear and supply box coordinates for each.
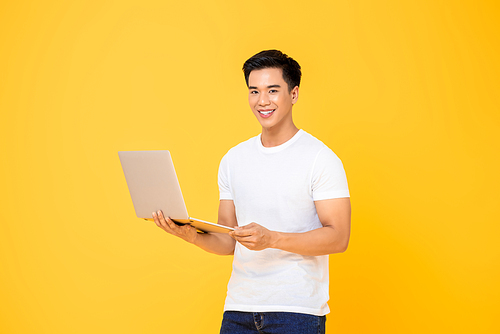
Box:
[291,86,299,104]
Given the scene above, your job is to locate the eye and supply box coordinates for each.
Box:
[269,89,278,93]
[250,90,258,94]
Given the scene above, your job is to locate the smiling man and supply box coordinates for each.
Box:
[152,50,351,334]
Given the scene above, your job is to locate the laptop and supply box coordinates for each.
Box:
[118,150,234,234]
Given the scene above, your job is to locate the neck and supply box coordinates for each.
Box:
[260,122,300,147]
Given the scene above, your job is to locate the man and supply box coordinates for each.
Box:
[152,50,351,334]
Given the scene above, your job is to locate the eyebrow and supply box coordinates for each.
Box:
[248,84,281,90]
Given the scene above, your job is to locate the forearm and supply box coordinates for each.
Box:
[193,232,235,255]
[152,210,235,255]
[271,226,349,256]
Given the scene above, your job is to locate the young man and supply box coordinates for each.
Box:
[152,50,351,334]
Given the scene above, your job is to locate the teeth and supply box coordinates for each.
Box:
[260,110,274,115]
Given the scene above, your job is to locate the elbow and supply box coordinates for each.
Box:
[338,243,349,253]
[340,238,350,253]
[332,239,349,254]
[209,244,235,256]
[220,249,235,256]
[216,243,236,256]
[335,231,350,254]
[207,248,234,256]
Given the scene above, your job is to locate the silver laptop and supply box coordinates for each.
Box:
[118,150,234,234]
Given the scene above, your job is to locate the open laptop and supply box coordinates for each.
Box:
[118,150,234,234]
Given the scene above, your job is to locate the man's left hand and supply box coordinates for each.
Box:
[229,223,277,251]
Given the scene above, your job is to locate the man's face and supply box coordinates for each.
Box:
[247,67,298,131]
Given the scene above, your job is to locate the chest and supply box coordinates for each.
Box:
[229,153,313,201]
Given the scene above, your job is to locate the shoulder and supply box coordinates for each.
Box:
[298,131,326,148]
[297,131,336,156]
[296,131,344,168]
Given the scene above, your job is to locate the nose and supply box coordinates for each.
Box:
[259,92,270,106]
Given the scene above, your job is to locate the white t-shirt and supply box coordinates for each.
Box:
[218,129,350,316]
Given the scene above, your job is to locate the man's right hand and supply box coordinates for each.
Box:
[152,210,199,244]
[152,200,237,256]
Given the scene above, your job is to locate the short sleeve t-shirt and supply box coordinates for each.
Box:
[218,129,350,316]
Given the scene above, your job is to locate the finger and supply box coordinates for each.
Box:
[238,240,257,250]
[235,223,258,233]
[165,216,185,234]
[164,217,196,240]
[156,210,176,233]
[163,215,180,230]
[152,212,161,227]
[233,229,253,237]
[158,211,191,236]
[228,231,238,241]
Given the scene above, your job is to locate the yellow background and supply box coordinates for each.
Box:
[1,0,499,333]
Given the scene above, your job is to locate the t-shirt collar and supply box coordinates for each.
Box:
[257,129,304,153]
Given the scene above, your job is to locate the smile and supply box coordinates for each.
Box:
[258,109,275,117]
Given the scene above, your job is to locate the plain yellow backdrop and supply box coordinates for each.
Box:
[1,0,499,333]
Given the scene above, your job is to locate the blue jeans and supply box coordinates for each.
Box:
[220,311,326,334]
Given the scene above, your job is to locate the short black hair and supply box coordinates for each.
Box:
[243,50,301,92]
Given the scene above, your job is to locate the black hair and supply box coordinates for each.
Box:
[242,50,301,92]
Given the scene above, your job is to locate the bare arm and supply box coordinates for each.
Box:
[230,197,351,256]
[152,200,237,255]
